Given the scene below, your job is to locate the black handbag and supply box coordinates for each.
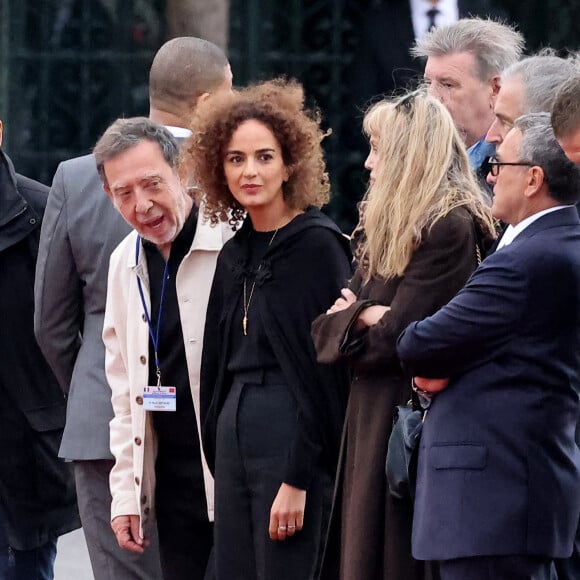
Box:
[385,391,424,500]
[385,221,483,500]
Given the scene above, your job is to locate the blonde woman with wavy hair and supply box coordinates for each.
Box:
[312,90,495,580]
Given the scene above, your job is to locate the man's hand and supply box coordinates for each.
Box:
[414,377,449,393]
[326,288,357,314]
[111,514,148,553]
[269,483,306,541]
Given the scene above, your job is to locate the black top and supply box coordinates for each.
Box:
[201,207,353,490]
[144,206,208,523]
[228,227,281,374]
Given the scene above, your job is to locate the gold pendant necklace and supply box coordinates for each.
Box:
[242,227,280,336]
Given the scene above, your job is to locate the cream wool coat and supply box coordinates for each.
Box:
[103,215,233,533]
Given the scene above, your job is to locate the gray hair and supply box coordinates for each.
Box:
[502,51,579,114]
[552,75,580,139]
[412,18,524,81]
[515,112,580,204]
[94,117,180,185]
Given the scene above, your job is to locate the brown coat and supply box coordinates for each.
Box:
[312,207,483,580]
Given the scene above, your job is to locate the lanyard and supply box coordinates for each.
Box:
[135,235,169,386]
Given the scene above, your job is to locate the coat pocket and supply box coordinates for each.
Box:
[430,443,487,470]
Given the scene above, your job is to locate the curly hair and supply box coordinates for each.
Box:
[185,78,330,228]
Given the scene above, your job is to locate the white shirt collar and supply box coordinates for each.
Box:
[164,125,192,139]
[497,206,571,249]
[410,0,459,40]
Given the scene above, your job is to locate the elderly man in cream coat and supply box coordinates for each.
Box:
[96,117,232,580]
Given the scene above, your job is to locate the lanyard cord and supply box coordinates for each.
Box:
[135,235,169,386]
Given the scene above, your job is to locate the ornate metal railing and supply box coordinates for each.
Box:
[2,0,578,230]
[0,0,163,185]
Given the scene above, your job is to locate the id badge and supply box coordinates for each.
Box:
[143,386,176,412]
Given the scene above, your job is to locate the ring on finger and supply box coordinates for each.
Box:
[278,525,287,531]
[287,525,296,530]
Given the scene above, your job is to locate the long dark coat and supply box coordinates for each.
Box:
[312,207,484,580]
[0,149,80,550]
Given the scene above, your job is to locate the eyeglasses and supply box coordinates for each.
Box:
[487,156,534,177]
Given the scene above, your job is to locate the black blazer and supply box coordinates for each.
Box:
[397,207,580,561]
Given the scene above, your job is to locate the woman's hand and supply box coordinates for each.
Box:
[269,483,306,541]
[111,514,148,553]
[356,305,391,329]
[326,288,357,314]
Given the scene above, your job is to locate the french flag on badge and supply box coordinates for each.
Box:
[169,387,176,393]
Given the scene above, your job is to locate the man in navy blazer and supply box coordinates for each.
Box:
[397,112,580,580]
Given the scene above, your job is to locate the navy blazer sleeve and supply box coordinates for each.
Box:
[397,250,527,378]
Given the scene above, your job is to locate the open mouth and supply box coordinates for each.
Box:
[143,215,164,229]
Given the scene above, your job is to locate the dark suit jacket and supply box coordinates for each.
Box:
[348,0,509,109]
[0,149,80,549]
[397,206,580,561]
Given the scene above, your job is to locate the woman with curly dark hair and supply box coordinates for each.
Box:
[185,79,352,579]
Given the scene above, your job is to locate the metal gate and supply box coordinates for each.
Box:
[0,0,163,185]
[5,1,572,231]
[229,0,378,231]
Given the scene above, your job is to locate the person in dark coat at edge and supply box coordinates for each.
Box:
[0,118,80,579]
[187,78,352,580]
[311,90,495,580]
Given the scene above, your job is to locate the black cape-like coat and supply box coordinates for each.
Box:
[201,207,353,490]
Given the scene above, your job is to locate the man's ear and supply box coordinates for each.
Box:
[524,165,545,198]
[0,120,3,147]
[196,92,211,107]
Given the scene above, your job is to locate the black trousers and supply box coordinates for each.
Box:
[156,516,213,580]
[439,555,554,580]
[554,526,580,579]
[214,370,332,580]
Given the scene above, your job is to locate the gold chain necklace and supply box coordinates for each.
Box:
[242,227,280,336]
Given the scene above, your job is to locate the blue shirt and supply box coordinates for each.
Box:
[468,137,495,172]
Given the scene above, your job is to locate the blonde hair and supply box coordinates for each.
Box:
[358,90,494,281]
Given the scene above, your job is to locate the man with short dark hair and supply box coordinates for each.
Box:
[398,113,580,579]
[552,75,580,165]
[96,117,232,579]
[550,68,580,580]
[34,37,232,580]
